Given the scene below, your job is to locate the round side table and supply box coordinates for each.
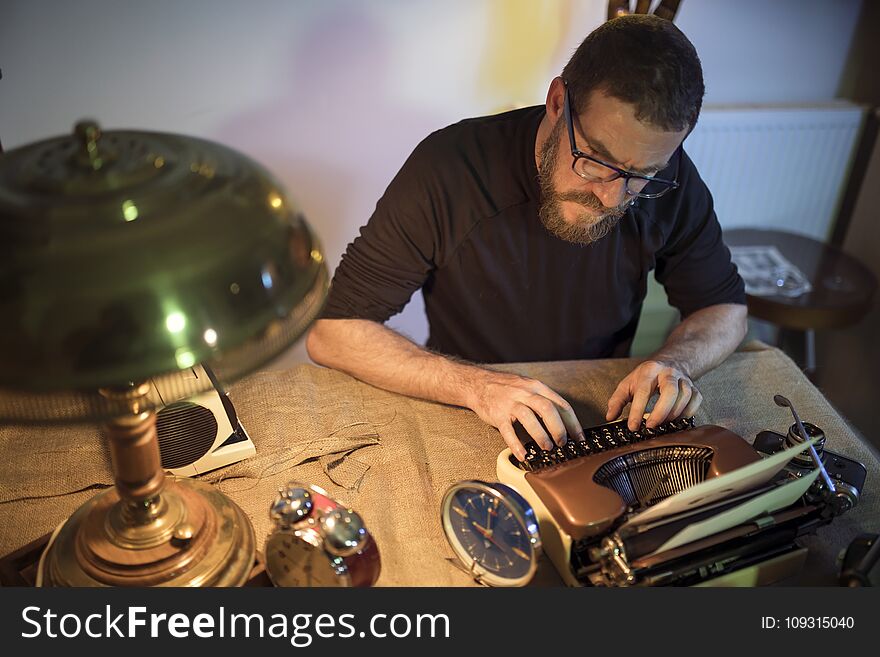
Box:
[725,228,877,373]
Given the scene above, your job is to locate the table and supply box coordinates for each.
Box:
[1,342,878,586]
[725,228,877,373]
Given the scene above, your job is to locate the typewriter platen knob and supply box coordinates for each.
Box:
[830,482,859,514]
[786,421,827,466]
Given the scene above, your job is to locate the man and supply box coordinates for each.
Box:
[307,15,747,461]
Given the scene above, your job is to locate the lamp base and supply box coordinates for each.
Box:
[37,477,255,587]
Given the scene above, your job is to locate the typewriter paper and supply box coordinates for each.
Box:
[646,468,820,556]
[621,436,821,529]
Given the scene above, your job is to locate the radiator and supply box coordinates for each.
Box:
[686,104,865,241]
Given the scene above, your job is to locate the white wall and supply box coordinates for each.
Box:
[678,0,862,104]
[0,0,862,367]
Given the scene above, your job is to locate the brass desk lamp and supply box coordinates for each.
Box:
[0,121,328,586]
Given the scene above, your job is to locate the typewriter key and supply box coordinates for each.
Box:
[440,480,541,587]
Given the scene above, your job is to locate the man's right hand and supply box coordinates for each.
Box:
[466,370,585,461]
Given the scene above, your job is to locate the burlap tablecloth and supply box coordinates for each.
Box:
[1,341,877,586]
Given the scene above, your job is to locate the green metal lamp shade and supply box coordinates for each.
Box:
[0,121,328,421]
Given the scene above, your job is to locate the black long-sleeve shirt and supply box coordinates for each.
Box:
[321,105,745,363]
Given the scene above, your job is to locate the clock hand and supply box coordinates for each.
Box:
[487,497,499,532]
[471,521,506,551]
[471,520,491,535]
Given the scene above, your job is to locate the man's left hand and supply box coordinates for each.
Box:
[605,359,702,431]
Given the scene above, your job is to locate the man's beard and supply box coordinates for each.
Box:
[537,118,628,245]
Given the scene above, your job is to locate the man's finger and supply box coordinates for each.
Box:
[627,379,656,431]
[498,422,526,461]
[556,402,585,442]
[513,404,553,450]
[606,381,631,421]
[646,376,680,428]
[531,382,585,440]
[682,389,703,418]
[525,394,568,446]
[669,379,693,419]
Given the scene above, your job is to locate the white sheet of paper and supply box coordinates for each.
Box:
[621,436,820,528]
[729,245,813,297]
[646,468,820,556]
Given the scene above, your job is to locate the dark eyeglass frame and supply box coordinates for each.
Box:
[562,82,681,199]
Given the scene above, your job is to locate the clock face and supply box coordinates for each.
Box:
[441,482,540,587]
[264,528,351,587]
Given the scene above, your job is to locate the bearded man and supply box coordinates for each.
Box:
[306,15,747,460]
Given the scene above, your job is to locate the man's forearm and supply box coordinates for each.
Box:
[307,318,585,456]
[651,303,748,380]
[306,318,490,409]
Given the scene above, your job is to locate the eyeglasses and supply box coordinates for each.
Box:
[562,83,680,199]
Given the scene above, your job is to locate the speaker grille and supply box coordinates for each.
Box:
[156,401,218,469]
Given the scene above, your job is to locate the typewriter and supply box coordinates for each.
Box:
[496,402,866,587]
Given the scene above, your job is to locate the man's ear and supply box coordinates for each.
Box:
[545,77,566,123]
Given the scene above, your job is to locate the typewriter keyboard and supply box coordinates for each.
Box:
[519,416,696,472]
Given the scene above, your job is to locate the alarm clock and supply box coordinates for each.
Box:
[264,482,380,587]
[440,480,541,587]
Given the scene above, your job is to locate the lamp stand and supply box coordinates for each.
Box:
[37,383,255,586]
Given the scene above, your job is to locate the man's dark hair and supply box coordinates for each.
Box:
[561,15,704,132]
